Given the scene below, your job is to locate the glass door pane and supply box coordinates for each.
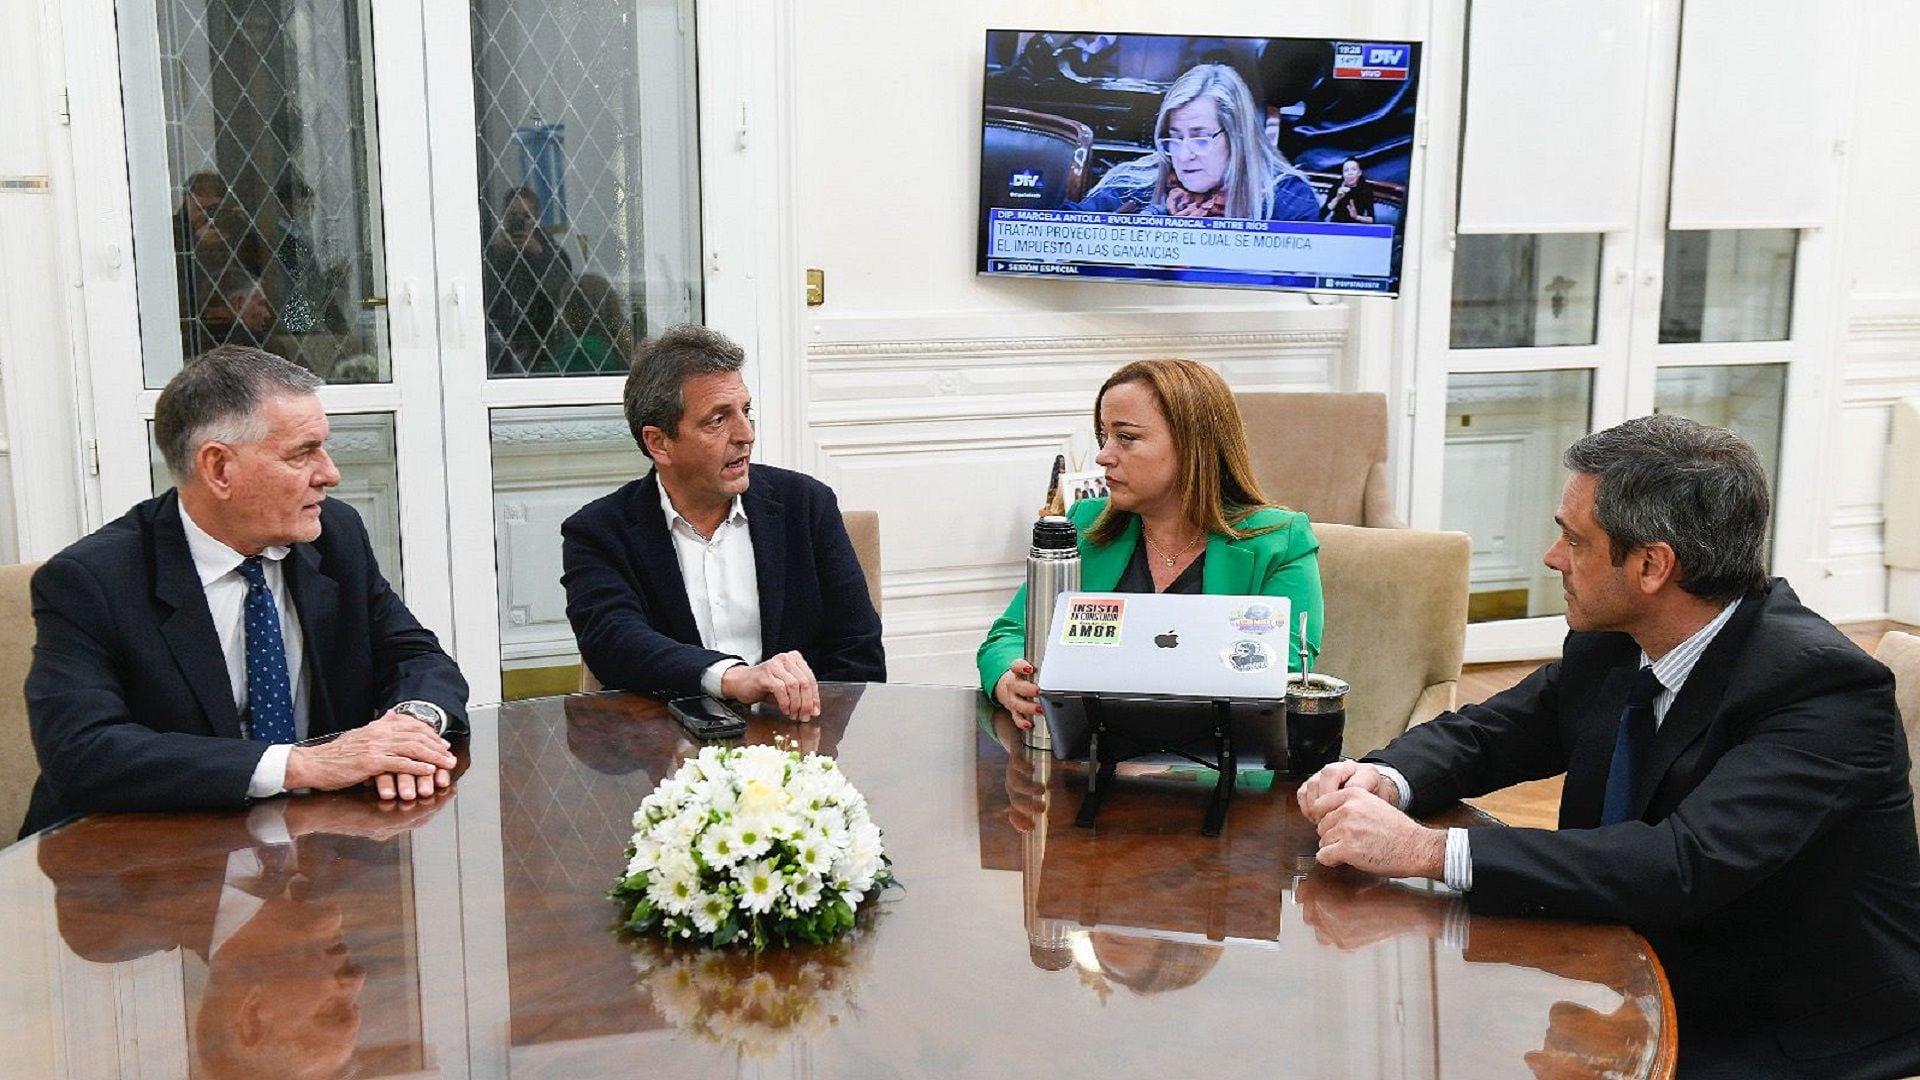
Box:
[470,0,702,377]
[1441,371,1595,623]
[124,0,393,386]
[489,405,649,698]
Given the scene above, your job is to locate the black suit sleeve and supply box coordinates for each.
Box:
[355,519,469,733]
[1368,659,1572,814]
[561,510,734,696]
[1464,647,1902,927]
[25,556,264,815]
[802,486,885,683]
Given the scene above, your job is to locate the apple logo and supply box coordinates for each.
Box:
[1154,630,1179,649]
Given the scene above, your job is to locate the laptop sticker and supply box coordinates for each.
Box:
[1059,597,1126,646]
[1222,638,1274,673]
[1229,602,1279,634]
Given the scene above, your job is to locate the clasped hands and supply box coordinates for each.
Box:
[284,710,457,803]
[721,650,822,720]
[1296,760,1448,881]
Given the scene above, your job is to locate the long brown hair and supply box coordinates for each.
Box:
[1087,358,1279,545]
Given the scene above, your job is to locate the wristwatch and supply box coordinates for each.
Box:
[392,700,449,735]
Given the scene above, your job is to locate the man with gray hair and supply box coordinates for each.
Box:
[562,324,883,717]
[21,345,467,836]
[1295,413,1920,1077]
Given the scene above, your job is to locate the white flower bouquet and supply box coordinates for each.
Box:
[612,742,895,949]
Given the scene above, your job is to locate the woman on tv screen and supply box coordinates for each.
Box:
[1065,63,1321,222]
[1321,157,1377,224]
[977,358,1325,727]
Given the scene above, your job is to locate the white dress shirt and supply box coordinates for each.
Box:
[657,483,763,697]
[1376,598,1743,892]
[179,505,311,797]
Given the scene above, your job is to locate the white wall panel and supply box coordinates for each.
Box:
[1457,0,1652,233]
[1668,0,1848,229]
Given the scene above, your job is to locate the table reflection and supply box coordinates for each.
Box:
[35,798,445,1078]
[977,703,1668,1078]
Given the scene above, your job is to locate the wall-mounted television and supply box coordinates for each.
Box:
[977,30,1422,297]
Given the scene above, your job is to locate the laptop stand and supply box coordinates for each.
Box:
[1074,695,1238,836]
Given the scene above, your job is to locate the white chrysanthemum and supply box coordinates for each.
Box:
[653,846,698,883]
[795,838,832,875]
[787,871,823,911]
[625,838,663,878]
[732,744,792,790]
[697,826,744,869]
[815,814,850,854]
[690,891,729,934]
[737,858,782,914]
[648,866,701,915]
[730,819,774,862]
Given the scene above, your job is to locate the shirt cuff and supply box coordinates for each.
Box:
[247,743,291,799]
[1371,763,1414,811]
[1443,827,1474,892]
[701,659,745,699]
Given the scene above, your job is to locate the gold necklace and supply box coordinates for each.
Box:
[1143,529,1205,568]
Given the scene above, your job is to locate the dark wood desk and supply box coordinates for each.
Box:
[0,684,1674,1077]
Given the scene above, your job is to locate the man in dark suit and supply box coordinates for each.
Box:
[1299,414,1920,1078]
[23,346,467,837]
[562,325,883,717]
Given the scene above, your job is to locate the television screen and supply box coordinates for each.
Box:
[977,30,1422,296]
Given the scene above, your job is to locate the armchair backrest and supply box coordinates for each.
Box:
[1311,525,1469,756]
[0,562,42,840]
[1234,391,1400,528]
[1873,630,1920,835]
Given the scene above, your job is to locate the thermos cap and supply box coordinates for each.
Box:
[1031,515,1078,551]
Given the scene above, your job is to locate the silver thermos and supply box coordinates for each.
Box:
[1023,515,1080,750]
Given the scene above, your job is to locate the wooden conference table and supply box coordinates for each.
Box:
[0,684,1674,1078]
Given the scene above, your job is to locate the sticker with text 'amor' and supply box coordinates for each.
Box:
[1059,597,1125,646]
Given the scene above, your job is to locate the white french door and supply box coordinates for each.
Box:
[1407,0,1849,661]
[76,0,777,704]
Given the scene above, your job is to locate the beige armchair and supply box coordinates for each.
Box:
[580,509,883,693]
[0,563,42,840]
[1874,630,1920,834]
[1310,524,1469,757]
[1234,391,1403,528]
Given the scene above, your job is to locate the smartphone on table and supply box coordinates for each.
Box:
[668,695,747,740]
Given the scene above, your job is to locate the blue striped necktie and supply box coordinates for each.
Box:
[1600,665,1664,826]
[235,556,296,744]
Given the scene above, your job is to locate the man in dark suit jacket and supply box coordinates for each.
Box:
[562,325,883,717]
[1299,415,1920,1079]
[23,346,467,837]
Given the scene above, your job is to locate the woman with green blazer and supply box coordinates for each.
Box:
[978,359,1324,728]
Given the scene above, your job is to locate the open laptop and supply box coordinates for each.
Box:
[1034,592,1294,766]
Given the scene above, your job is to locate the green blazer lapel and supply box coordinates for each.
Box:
[1080,514,1138,590]
[1201,532,1256,594]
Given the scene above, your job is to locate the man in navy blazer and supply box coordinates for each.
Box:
[562,325,883,716]
[1298,415,1920,1078]
[22,347,467,838]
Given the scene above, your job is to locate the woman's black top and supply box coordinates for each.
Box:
[1113,537,1206,594]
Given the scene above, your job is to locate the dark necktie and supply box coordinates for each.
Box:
[236,556,296,744]
[1600,665,1665,826]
